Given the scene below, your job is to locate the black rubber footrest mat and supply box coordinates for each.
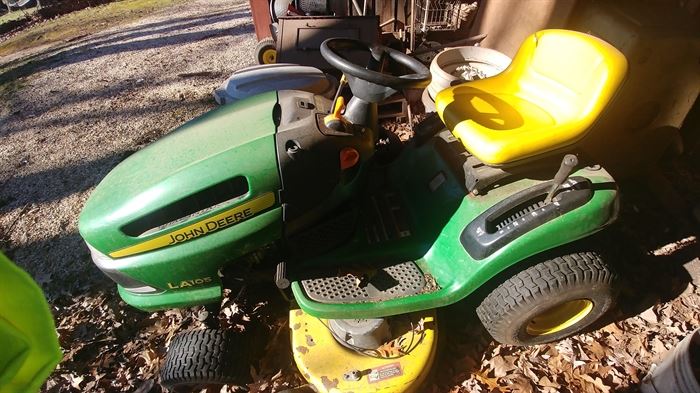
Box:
[301,261,427,304]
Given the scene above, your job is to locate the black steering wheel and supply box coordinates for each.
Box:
[320,38,430,90]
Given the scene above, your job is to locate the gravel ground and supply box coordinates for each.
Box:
[0,0,256,297]
[0,2,263,390]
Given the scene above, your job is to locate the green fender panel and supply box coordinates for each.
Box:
[291,136,619,319]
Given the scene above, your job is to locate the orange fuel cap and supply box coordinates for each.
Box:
[339,147,360,170]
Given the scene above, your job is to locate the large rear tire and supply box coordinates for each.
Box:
[476,249,618,346]
[160,329,249,389]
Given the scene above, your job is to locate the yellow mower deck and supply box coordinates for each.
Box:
[290,309,437,393]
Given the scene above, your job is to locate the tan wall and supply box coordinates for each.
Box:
[469,0,578,56]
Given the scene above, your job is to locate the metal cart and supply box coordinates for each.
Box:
[249,0,475,64]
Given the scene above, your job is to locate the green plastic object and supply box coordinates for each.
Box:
[291,138,619,319]
[77,90,618,318]
[78,92,282,311]
[0,252,61,393]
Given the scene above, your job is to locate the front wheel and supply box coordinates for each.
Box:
[476,249,618,346]
[160,329,250,389]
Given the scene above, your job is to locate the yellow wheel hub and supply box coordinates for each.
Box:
[262,48,276,64]
[526,299,593,336]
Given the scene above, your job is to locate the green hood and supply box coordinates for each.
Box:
[79,91,280,255]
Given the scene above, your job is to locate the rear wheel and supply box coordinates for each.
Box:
[160,329,249,389]
[476,249,618,346]
[255,37,277,65]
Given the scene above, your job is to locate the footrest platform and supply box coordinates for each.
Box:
[300,261,428,304]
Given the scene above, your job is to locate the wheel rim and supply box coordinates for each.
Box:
[262,48,276,64]
[526,299,593,336]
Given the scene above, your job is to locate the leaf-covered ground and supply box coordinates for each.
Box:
[1,1,698,392]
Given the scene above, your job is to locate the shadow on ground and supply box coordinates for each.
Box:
[0,7,252,84]
[0,151,130,210]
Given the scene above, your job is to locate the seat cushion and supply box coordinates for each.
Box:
[435,30,628,165]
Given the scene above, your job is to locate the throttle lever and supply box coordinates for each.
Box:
[545,154,579,204]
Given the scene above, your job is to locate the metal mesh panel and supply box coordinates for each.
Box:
[415,0,465,31]
[301,261,427,304]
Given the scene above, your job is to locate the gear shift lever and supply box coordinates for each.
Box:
[545,154,578,204]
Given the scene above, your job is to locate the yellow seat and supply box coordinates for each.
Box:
[435,29,628,165]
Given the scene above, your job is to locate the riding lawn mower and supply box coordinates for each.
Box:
[79,29,628,392]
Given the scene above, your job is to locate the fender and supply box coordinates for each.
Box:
[293,165,618,319]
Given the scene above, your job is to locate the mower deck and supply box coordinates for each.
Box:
[290,309,437,393]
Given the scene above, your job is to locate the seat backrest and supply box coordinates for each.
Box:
[434,29,629,166]
[508,29,628,119]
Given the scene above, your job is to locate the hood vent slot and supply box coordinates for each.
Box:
[121,176,249,237]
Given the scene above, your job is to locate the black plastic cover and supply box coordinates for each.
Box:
[275,91,374,233]
[462,177,594,260]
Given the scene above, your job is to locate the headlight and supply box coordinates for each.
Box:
[87,244,161,294]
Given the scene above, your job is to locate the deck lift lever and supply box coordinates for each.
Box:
[545,154,579,204]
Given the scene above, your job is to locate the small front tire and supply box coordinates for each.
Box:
[476,249,618,346]
[255,37,277,65]
[160,329,249,389]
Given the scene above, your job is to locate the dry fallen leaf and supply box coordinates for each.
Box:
[639,307,659,324]
[489,355,517,378]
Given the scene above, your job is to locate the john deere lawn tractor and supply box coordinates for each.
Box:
[79,29,627,392]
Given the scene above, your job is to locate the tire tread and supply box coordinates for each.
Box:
[476,250,617,345]
[160,329,248,388]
